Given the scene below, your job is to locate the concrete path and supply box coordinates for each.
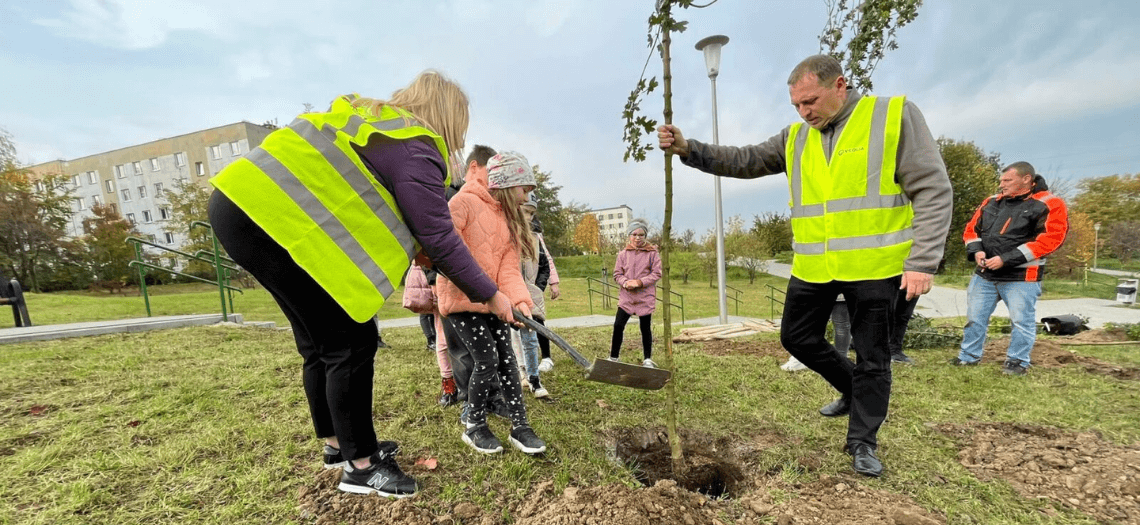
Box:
[0,313,254,345]
[760,261,1139,329]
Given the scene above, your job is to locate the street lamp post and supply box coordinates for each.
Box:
[1094,222,1101,270]
[696,34,729,324]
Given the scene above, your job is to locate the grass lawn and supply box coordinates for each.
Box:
[2,321,1138,524]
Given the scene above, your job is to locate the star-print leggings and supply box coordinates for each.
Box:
[446,311,529,428]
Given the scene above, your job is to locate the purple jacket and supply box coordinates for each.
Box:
[613,246,662,317]
[358,140,497,303]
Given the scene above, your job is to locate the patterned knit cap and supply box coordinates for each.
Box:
[486,151,536,190]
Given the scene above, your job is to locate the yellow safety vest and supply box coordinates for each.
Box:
[210,95,452,322]
[784,95,913,283]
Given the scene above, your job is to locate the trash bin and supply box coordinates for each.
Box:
[1117,278,1138,305]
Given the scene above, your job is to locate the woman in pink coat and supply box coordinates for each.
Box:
[609,221,662,367]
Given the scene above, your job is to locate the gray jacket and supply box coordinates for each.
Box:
[682,92,952,274]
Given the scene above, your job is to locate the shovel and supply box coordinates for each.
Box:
[512,309,670,390]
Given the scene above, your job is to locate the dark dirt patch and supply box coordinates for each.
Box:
[683,338,787,359]
[983,335,1140,380]
[937,422,1140,524]
[298,426,947,524]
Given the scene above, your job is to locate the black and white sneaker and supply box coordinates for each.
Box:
[462,424,503,454]
[529,375,549,398]
[509,425,547,455]
[323,444,347,469]
[487,396,511,420]
[337,443,417,498]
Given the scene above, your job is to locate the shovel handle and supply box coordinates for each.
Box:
[511,309,592,369]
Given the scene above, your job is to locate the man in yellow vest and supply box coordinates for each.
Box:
[658,55,952,477]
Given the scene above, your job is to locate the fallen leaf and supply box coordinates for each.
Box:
[28,405,48,416]
[127,420,140,427]
[415,457,438,470]
[596,399,609,409]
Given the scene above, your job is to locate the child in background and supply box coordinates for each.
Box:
[515,194,550,397]
[609,221,662,368]
[435,152,546,455]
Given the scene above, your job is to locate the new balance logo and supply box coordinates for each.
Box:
[367,473,390,489]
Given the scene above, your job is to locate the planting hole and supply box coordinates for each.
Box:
[609,427,746,499]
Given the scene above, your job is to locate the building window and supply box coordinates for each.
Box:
[76,198,86,211]
[159,207,170,220]
[109,203,117,214]
[87,171,98,184]
[105,179,115,193]
[126,213,136,224]
[92,195,102,207]
[147,234,156,243]
[174,152,186,167]
[133,161,143,175]
[195,162,205,176]
[34,181,44,192]
[164,232,175,244]
[121,188,131,201]
[210,145,221,159]
[72,174,81,187]
[115,165,125,179]
[150,158,160,171]
[138,186,147,199]
[230,141,241,155]
[154,182,163,195]
[142,210,152,223]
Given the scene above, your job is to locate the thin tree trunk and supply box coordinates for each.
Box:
[659,15,684,474]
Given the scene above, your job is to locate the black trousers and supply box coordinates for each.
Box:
[780,275,899,449]
[445,312,528,427]
[611,308,653,359]
[418,314,436,346]
[208,191,379,462]
[889,289,919,355]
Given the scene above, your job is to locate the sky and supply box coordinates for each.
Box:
[2,0,1138,237]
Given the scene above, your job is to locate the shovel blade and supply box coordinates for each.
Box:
[585,359,670,390]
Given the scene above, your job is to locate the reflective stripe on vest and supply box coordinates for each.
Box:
[211,96,451,322]
[784,95,913,282]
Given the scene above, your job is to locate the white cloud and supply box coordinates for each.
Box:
[33,0,220,50]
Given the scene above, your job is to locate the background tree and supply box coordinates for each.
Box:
[819,0,924,91]
[81,204,138,284]
[1106,222,1140,265]
[0,132,77,292]
[162,179,217,277]
[676,228,696,251]
[531,165,575,256]
[1051,210,1094,276]
[572,213,600,254]
[939,138,1000,270]
[1071,174,1140,229]
[750,211,793,257]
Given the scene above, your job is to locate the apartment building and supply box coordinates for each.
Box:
[27,122,273,250]
[590,205,634,245]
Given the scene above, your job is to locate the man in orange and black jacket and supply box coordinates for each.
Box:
[953,161,1068,375]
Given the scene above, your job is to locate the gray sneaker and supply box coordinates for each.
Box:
[1001,359,1028,376]
[509,425,547,455]
[462,424,503,454]
[642,358,657,368]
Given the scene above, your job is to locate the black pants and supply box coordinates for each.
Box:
[889,290,919,355]
[780,275,899,449]
[610,308,653,360]
[445,312,528,427]
[418,314,436,347]
[208,191,380,462]
[537,319,552,360]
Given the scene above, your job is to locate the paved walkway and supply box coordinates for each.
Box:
[4,264,1136,344]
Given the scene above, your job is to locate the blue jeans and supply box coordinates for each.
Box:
[520,328,541,378]
[959,274,1041,366]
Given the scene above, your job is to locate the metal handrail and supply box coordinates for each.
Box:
[765,283,785,320]
[725,283,743,315]
[586,277,685,323]
[125,221,242,318]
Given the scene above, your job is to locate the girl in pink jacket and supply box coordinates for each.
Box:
[609,221,662,367]
[435,152,545,455]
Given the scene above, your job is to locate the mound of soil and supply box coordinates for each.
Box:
[937,422,1140,524]
[983,336,1140,380]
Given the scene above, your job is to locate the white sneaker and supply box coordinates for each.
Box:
[538,358,554,372]
[607,356,618,362]
[780,356,809,371]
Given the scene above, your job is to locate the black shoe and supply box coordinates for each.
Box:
[509,425,547,455]
[426,339,435,351]
[323,444,347,469]
[338,443,417,497]
[890,352,915,364]
[849,443,883,477]
[463,424,503,454]
[948,357,978,366]
[376,336,389,349]
[819,395,851,417]
[487,396,511,420]
[1001,359,1028,376]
